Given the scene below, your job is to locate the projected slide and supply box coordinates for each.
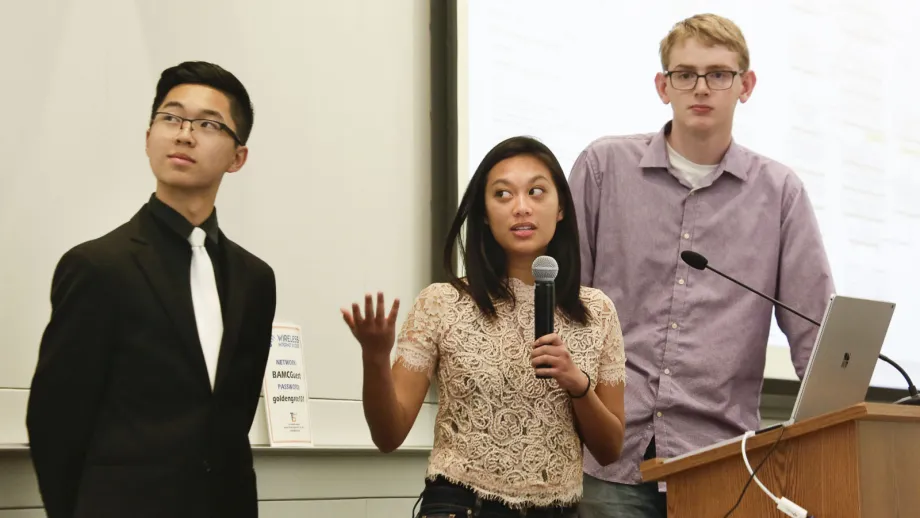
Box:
[459,0,920,390]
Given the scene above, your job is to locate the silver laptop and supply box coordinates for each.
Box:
[660,294,895,464]
[789,294,896,422]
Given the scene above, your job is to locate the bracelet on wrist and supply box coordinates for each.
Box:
[569,369,591,399]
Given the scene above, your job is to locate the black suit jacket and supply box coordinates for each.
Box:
[26,203,276,518]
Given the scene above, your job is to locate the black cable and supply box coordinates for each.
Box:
[879,353,919,398]
[723,425,787,517]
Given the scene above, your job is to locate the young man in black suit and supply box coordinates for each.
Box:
[26,61,277,518]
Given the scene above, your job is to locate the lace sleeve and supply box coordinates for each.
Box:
[597,295,627,386]
[393,283,447,380]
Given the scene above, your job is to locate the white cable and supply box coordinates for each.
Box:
[740,431,780,504]
[740,429,809,518]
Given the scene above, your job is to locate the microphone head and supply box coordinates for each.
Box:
[532,255,559,282]
[681,250,708,270]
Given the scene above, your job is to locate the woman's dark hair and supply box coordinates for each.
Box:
[442,136,589,325]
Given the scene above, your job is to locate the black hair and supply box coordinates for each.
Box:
[150,61,254,144]
[442,136,589,325]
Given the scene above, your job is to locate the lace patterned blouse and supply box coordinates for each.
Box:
[394,277,626,508]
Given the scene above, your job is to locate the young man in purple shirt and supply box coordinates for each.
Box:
[570,14,835,517]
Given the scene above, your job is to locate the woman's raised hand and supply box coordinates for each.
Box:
[341,292,400,361]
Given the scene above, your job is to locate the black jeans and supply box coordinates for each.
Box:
[413,476,578,518]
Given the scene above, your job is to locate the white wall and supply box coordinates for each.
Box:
[0,0,434,515]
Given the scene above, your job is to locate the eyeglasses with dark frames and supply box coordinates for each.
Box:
[151,112,242,145]
[665,70,741,91]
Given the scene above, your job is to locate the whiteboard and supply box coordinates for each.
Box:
[0,0,435,448]
[457,0,920,390]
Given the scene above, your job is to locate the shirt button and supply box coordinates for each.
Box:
[683,233,690,239]
[671,323,678,329]
[678,278,685,285]
[664,368,671,375]
[657,411,663,418]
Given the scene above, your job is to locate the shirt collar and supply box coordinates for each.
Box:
[639,120,749,181]
[147,193,220,244]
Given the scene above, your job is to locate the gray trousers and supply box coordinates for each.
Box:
[578,474,666,518]
[578,437,667,517]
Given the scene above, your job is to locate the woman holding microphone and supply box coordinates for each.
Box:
[341,136,626,517]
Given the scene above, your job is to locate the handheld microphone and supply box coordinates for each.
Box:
[680,250,920,406]
[532,255,558,380]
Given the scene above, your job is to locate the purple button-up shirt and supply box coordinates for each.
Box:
[571,122,835,484]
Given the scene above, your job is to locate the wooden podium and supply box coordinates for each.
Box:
[640,403,920,517]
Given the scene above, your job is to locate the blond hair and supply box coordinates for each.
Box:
[659,14,750,72]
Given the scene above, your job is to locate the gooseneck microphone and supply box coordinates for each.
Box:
[680,250,920,406]
[680,251,821,326]
[532,255,558,380]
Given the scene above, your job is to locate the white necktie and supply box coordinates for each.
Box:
[188,227,223,390]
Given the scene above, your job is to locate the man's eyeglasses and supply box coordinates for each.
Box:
[665,70,740,91]
[151,112,242,146]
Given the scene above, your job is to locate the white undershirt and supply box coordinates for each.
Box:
[667,142,719,190]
